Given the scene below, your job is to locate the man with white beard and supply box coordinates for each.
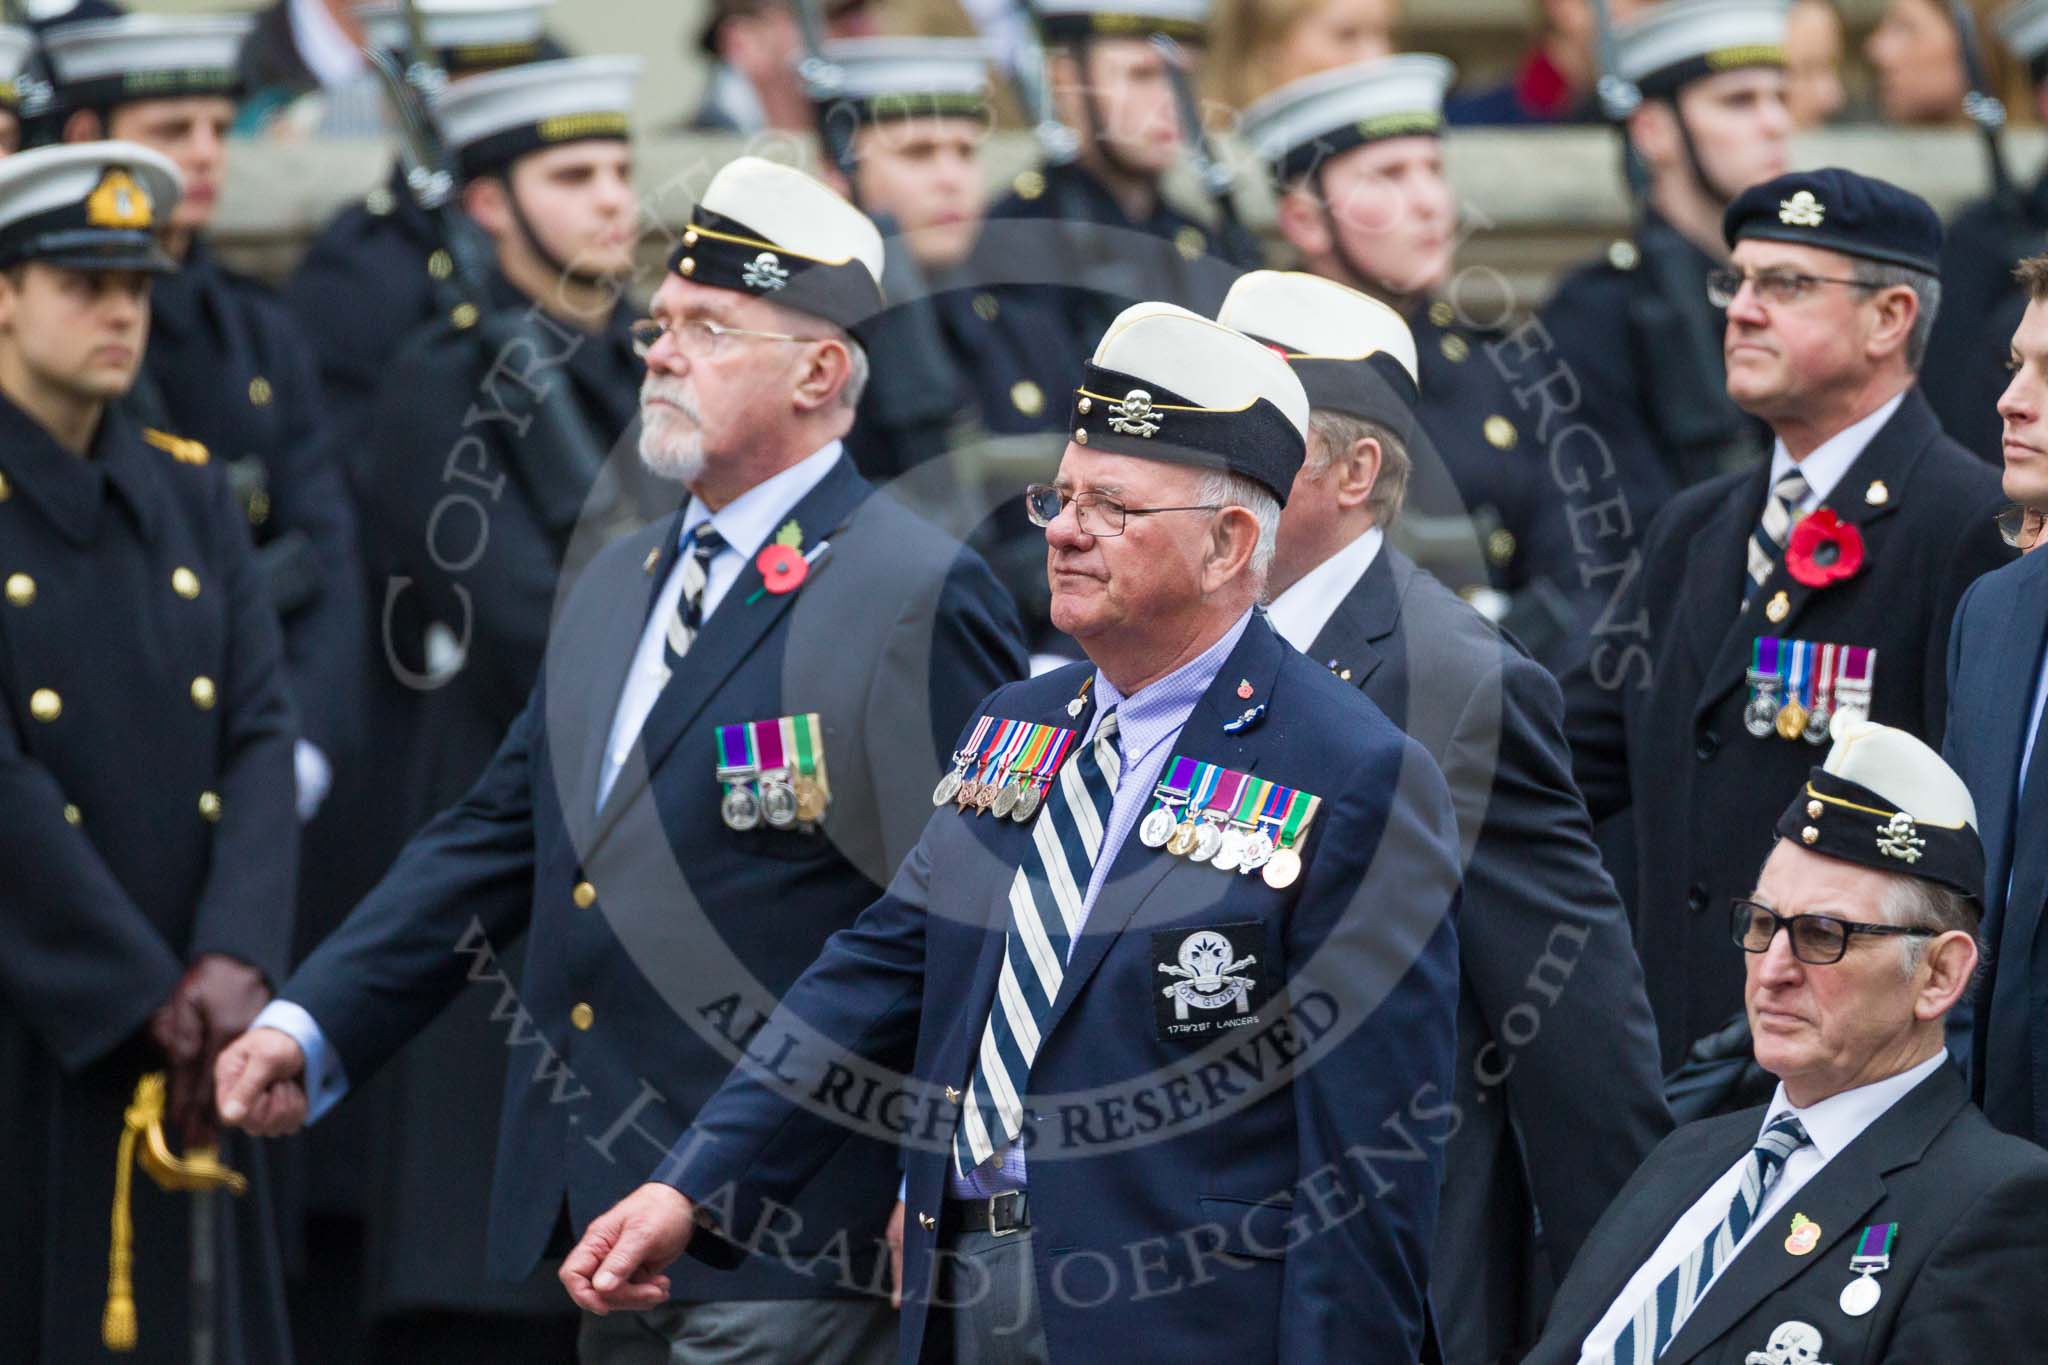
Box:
[214,156,1027,1363]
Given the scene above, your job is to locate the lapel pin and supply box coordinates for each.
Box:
[642,545,661,575]
[1223,703,1266,735]
[1766,590,1791,623]
[1784,1211,1821,1256]
[1236,679,1254,700]
[1068,676,1092,719]
[1864,480,1888,507]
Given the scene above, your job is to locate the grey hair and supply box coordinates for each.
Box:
[1308,409,1412,528]
[1193,468,1280,594]
[839,333,870,409]
[1852,261,1941,372]
[1878,872,1980,994]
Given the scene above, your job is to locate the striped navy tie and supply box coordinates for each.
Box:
[953,707,1121,1175]
[1603,1114,1811,1364]
[664,524,726,664]
[1745,469,1811,602]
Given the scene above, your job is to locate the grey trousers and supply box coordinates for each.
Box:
[578,1296,897,1365]
[933,1228,1051,1365]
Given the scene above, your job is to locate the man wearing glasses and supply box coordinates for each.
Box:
[1947,251,2048,1150]
[214,156,1025,1363]
[1564,167,2012,1110]
[1525,718,2048,1364]
[558,301,1463,1362]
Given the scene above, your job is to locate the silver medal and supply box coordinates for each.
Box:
[721,784,761,831]
[1839,1273,1880,1317]
[1239,830,1275,873]
[932,767,963,807]
[1191,818,1224,863]
[1803,703,1832,745]
[992,779,1021,820]
[1010,782,1042,823]
[761,777,799,829]
[1139,805,1177,847]
[1213,828,1248,873]
[1744,691,1779,738]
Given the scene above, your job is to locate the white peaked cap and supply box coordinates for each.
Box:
[1822,718,1976,830]
[1092,301,1310,443]
[1218,270,1419,387]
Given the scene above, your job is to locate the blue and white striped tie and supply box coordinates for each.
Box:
[1745,470,1811,602]
[953,707,1121,1175]
[1604,1114,1811,1364]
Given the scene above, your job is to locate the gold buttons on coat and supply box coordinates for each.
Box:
[452,302,480,329]
[248,376,273,407]
[1010,381,1044,417]
[428,249,453,280]
[1801,825,1819,845]
[573,881,597,908]
[199,791,222,822]
[570,1003,595,1031]
[1483,415,1517,450]
[172,566,201,599]
[190,676,217,710]
[1440,333,1469,364]
[30,688,60,722]
[1807,799,1824,820]
[678,257,696,276]
[5,573,32,606]
[63,803,81,826]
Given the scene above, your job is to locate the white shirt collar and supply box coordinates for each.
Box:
[1265,526,1385,655]
[1758,1048,1948,1164]
[1767,390,1907,509]
[679,440,844,557]
[289,0,366,88]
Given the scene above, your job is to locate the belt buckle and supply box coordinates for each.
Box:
[987,1189,1024,1238]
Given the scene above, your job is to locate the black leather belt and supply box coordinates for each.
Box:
[946,1190,1029,1236]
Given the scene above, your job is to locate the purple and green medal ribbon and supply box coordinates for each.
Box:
[1148,756,1200,815]
[716,720,760,792]
[1850,1223,1896,1272]
[1183,762,1224,822]
[1750,636,1782,688]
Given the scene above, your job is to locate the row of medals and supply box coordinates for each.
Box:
[931,762,1047,823]
[722,769,828,831]
[1744,675,1870,744]
[1139,797,1302,890]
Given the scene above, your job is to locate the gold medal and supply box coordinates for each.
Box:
[1262,846,1302,890]
[1166,819,1200,857]
[1775,700,1810,742]
[793,774,827,823]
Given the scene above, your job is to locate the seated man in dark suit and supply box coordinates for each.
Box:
[1953,250,2048,1147]
[1527,719,2048,1365]
[1218,268,1671,1365]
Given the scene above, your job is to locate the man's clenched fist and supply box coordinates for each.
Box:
[213,1027,310,1136]
[559,1183,698,1314]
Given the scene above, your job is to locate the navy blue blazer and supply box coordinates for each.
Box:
[659,614,1464,1363]
[1948,546,2048,1144]
[279,456,1027,1299]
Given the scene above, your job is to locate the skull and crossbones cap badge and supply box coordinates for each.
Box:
[666,156,887,330]
[1773,717,1984,903]
[1068,301,1310,506]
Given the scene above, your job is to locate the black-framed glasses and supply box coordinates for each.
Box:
[1730,899,1939,965]
[1706,267,1881,310]
[1023,483,1224,537]
[629,316,816,358]
[1996,503,2045,551]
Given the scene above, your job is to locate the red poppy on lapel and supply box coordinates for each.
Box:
[1785,509,1865,588]
[756,543,808,594]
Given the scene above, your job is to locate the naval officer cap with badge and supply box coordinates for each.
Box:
[564,299,1465,1364]
[215,152,1024,1364]
[0,141,303,1364]
[1528,718,2048,1365]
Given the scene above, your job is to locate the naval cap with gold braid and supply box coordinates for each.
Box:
[1216,270,1421,444]
[1614,0,1788,100]
[1071,301,1310,506]
[433,55,639,180]
[359,0,556,76]
[42,13,254,113]
[1774,718,1985,905]
[0,141,182,274]
[669,156,886,331]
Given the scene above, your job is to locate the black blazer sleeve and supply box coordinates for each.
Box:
[1880,1160,2048,1361]
[1456,650,1671,1272]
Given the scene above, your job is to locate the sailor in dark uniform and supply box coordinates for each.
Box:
[281,0,558,445]
[1919,0,2048,464]
[341,54,662,1361]
[1241,53,1586,668]
[47,11,365,822]
[0,140,296,1365]
[979,0,1245,380]
[1530,0,1793,559]
[0,25,36,155]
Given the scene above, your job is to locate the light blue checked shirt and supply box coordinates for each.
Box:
[951,608,1254,1198]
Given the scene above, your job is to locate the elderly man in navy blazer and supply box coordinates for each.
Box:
[561,302,1465,1362]
[212,157,1027,1363]
[1951,252,2048,1146]
[1525,721,2048,1365]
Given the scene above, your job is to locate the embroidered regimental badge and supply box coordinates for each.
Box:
[1152,924,1270,1040]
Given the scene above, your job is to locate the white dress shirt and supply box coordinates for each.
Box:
[254,442,847,1123]
[1766,390,1906,513]
[1265,526,1384,655]
[1577,1050,1948,1362]
[595,441,843,809]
